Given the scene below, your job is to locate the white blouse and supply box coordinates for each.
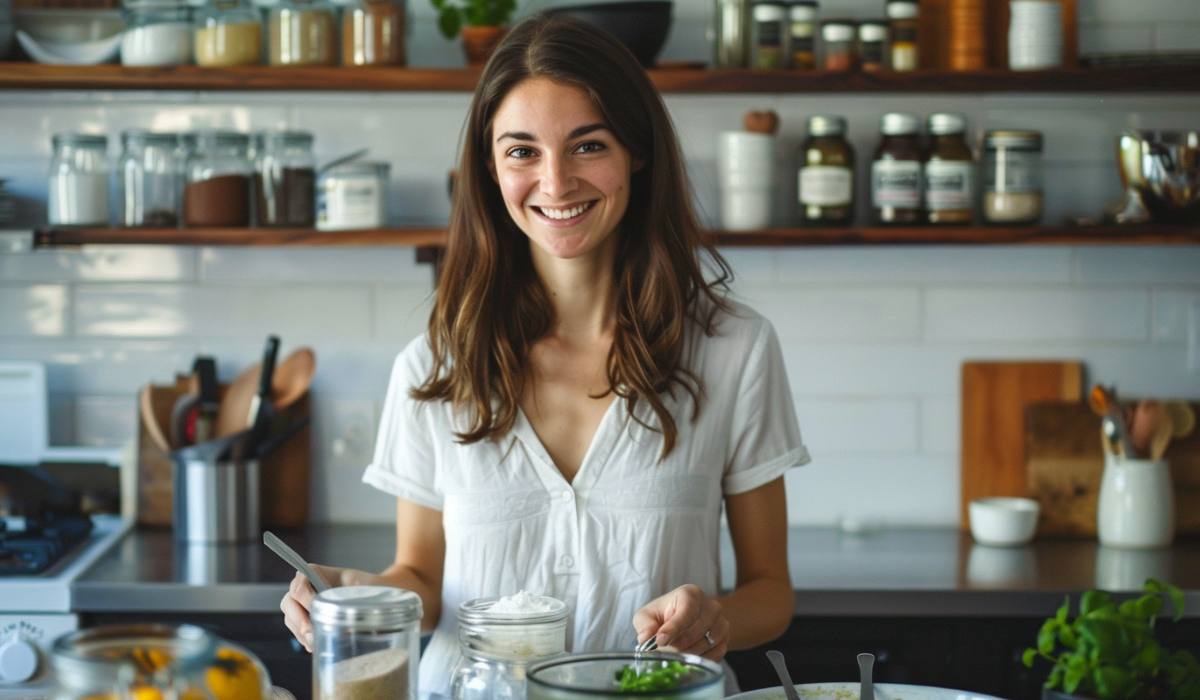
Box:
[362,300,809,697]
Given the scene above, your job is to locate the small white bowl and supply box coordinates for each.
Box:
[969,497,1040,546]
[16,29,121,65]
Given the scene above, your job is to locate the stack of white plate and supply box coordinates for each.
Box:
[1008,0,1062,70]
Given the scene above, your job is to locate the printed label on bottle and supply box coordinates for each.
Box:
[923,160,974,211]
[799,166,852,206]
[990,151,1042,193]
[871,160,921,209]
[317,175,383,230]
[891,43,918,70]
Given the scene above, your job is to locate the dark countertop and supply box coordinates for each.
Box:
[73,525,1200,617]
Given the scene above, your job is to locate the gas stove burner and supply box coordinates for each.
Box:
[0,512,93,576]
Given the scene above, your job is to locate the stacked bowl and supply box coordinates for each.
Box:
[1008,0,1062,70]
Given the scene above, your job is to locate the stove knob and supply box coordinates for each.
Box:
[0,638,39,683]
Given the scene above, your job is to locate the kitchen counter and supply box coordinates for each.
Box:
[73,525,1200,617]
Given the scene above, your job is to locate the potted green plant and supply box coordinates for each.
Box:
[1022,579,1200,700]
[430,0,516,65]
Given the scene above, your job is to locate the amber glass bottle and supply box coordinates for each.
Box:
[798,115,855,226]
[924,113,974,224]
[871,112,923,225]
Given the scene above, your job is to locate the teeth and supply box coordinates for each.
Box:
[539,202,591,220]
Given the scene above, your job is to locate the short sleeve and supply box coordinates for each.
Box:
[722,320,810,495]
[361,337,443,510]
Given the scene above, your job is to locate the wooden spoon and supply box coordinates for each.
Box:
[138,385,171,453]
[1129,399,1163,458]
[1150,410,1176,461]
[272,347,316,411]
[1165,401,1196,438]
[215,362,261,439]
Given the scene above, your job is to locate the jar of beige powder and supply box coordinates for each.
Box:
[194,0,262,66]
[268,0,337,65]
[311,585,422,700]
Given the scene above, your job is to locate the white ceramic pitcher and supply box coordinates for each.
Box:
[1097,454,1174,548]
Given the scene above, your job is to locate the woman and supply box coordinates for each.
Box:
[280,14,809,695]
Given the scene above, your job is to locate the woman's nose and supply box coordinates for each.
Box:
[539,155,577,198]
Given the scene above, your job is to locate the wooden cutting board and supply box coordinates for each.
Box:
[1026,401,1200,536]
[959,361,1084,530]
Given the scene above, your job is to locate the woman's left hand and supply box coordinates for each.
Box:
[632,584,729,662]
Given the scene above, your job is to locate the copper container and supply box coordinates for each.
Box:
[947,0,986,70]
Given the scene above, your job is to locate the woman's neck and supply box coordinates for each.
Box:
[530,239,617,342]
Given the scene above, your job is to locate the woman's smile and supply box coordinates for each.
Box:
[530,199,598,227]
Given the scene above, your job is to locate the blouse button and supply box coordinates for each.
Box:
[559,554,575,568]
[559,490,573,502]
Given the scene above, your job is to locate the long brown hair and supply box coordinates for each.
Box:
[413,13,732,458]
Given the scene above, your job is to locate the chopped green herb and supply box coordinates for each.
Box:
[614,660,692,691]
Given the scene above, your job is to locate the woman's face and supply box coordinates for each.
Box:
[489,77,636,262]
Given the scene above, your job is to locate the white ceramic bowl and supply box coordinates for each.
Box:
[16,29,121,64]
[968,496,1040,546]
[727,681,1005,700]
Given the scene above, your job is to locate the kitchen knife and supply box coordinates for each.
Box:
[263,530,330,593]
[247,336,280,430]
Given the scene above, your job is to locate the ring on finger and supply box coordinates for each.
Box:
[704,629,716,649]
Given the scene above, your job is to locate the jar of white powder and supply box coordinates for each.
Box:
[121,0,193,67]
[48,133,110,227]
[311,585,422,700]
[451,592,567,700]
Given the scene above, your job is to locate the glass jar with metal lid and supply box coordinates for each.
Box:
[311,585,422,700]
[184,130,252,227]
[751,0,787,69]
[820,19,856,71]
[121,0,193,66]
[317,159,390,230]
[871,112,923,225]
[268,0,337,65]
[786,0,817,69]
[450,594,568,700]
[341,0,405,66]
[48,132,109,227]
[798,115,854,226]
[194,0,261,67]
[886,0,919,70]
[924,113,974,224]
[254,130,316,227]
[857,19,887,71]
[120,129,184,227]
[983,129,1043,224]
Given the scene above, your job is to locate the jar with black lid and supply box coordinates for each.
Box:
[751,0,787,68]
[871,112,923,225]
[787,0,817,69]
[798,115,854,226]
[923,113,974,224]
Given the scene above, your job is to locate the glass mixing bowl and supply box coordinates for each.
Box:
[527,652,723,699]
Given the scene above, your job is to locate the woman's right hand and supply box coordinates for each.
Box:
[280,564,382,653]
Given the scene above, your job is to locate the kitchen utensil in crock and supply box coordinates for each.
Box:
[192,356,220,443]
[139,385,172,453]
[1091,385,1135,458]
[858,652,875,700]
[318,147,368,174]
[1166,401,1196,438]
[246,335,280,430]
[1150,409,1176,461]
[263,530,330,593]
[169,390,199,449]
[765,650,801,700]
[216,362,260,438]
[1130,399,1163,458]
[272,347,315,411]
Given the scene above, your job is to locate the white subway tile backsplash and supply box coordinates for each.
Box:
[794,398,919,454]
[310,396,389,523]
[1153,289,1200,343]
[0,285,68,336]
[920,396,959,455]
[199,247,429,284]
[0,247,196,283]
[1080,0,1200,24]
[925,287,1149,342]
[770,246,1073,285]
[737,286,921,342]
[74,284,373,338]
[373,286,435,340]
[1076,246,1200,285]
[785,455,959,526]
[1154,23,1200,51]
[1079,23,1156,55]
[74,395,137,447]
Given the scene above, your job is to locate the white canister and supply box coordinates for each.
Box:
[317,160,389,231]
[1008,0,1062,70]
[1097,454,1174,549]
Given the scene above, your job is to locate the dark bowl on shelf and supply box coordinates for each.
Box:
[542,1,672,67]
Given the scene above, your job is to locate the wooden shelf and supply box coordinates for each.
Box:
[32,224,1200,249]
[3,63,1198,93]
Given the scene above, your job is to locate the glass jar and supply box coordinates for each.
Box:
[317,160,390,230]
[121,0,192,66]
[751,0,787,69]
[983,129,1043,224]
[342,0,405,65]
[254,130,316,227]
[820,19,856,71]
[311,585,422,700]
[886,0,919,71]
[120,129,184,227]
[450,595,568,700]
[713,0,751,67]
[924,113,974,224]
[871,112,923,225]
[184,130,252,227]
[51,624,216,699]
[858,19,887,71]
[194,0,262,66]
[786,0,816,69]
[269,0,337,65]
[798,115,854,226]
[48,132,109,227]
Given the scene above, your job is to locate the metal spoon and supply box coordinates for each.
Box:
[765,650,801,700]
[318,148,368,174]
[858,652,875,700]
[263,530,330,593]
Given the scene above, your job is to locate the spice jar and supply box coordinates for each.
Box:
[871,112,923,225]
[798,115,854,226]
[194,0,262,66]
[787,0,816,69]
[269,0,337,65]
[184,131,252,227]
[713,0,751,67]
[312,585,422,700]
[121,0,192,66]
[48,132,109,227]
[983,130,1043,224]
[820,19,856,71]
[120,129,184,227]
[948,0,986,71]
[317,160,390,230]
[341,0,405,66]
[924,113,974,224]
[254,130,316,227]
[450,593,567,700]
[858,19,886,71]
[886,0,919,71]
[751,0,787,69]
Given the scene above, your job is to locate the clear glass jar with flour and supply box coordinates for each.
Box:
[451,592,568,700]
[48,133,110,226]
[311,585,422,700]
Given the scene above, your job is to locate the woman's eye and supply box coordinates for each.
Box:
[508,146,535,159]
[575,141,606,154]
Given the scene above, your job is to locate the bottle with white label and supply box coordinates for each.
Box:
[797,115,854,226]
[924,113,974,224]
[871,112,923,225]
